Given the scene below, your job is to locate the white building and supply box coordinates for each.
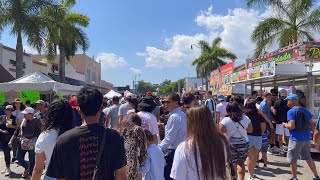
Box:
[184,77,203,91]
[0,44,33,82]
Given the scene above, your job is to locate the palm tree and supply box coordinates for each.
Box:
[192,37,237,90]
[43,0,89,83]
[0,0,56,78]
[247,0,320,57]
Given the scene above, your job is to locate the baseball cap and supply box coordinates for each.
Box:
[35,100,46,105]
[5,105,14,110]
[21,107,35,114]
[284,94,299,101]
[69,97,78,109]
[146,91,152,96]
[217,94,225,101]
[279,89,288,97]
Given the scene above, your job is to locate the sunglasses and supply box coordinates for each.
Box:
[162,101,171,104]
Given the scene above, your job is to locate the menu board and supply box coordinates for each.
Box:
[231,70,247,83]
[247,61,275,80]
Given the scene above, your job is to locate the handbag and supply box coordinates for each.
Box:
[20,119,37,151]
[92,129,108,180]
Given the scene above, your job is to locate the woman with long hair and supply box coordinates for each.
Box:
[119,113,147,180]
[11,98,25,163]
[31,100,75,180]
[127,97,139,115]
[171,106,231,180]
[219,102,253,180]
[244,99,266,180]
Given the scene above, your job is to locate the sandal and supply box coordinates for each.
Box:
[22,169,29,178]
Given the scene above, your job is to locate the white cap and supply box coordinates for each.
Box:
[5,105,14,110]
[35,100,45,105]
[21,107,35,114]
[126,93,133,98]
[279,89,288,97]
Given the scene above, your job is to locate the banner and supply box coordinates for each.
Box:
[210,70,220,90]
[20,90,40,104]
[0,91,5,105]
[305,46,320,63]
[219,62,234,95]
[58,93,64,99]
[247,61,275,80]
[248,48,300,68]
[231,70,247,83]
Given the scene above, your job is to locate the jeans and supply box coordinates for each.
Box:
[12,139,19,159]
[0,139,11,167]
[164,149,176,180]
[17,146,35,175]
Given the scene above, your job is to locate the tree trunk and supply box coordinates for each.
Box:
[15,31,24,79]
[205,75,209,91]
[59,45,66,83]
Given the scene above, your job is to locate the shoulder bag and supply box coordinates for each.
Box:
[92,129,108,180]
[20,119,37,151]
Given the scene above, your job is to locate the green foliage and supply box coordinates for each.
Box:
[137,80,156,94]
[249,0,320,57]
[158,78,185,95]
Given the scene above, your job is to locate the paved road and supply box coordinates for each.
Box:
[0,152,319,179]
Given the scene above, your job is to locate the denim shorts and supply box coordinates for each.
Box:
[44,175,56,180]
[248,135,262,150]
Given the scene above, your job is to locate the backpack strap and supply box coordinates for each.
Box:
[92,129,108,180]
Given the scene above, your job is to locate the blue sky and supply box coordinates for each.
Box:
[0,0,300,86]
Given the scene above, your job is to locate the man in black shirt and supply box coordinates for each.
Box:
[273,89,290,156]
[46,87,127,180]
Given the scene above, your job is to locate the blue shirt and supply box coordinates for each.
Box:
[158,108,187,151]
[262,131,268,144]
[287,107,312,141]
[259,100,273,121]
[139,144,165,180]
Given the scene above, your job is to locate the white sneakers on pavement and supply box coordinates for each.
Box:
[4,167,11,176]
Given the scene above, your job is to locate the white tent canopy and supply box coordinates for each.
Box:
[0,72,82,99]
[104,90,122,99]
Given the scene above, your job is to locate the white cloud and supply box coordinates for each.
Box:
[97,52,127,69]
[136,52,147,57]
[141,6,268,68]
[129,67,142,75]
[23,45,38,54]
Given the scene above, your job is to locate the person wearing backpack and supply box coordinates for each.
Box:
[282,94,320,180]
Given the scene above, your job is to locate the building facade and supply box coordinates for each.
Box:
[0,44,33,82]
[184,77,203,91]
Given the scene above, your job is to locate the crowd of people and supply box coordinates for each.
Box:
[0,87,319,180]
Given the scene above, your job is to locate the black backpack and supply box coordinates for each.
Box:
[295,109,309,132]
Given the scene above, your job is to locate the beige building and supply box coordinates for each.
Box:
[32,54,101,85]
[0,44,33,82]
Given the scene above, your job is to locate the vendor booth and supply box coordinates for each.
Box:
[0,71,82,103]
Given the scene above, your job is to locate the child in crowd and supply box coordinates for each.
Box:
[140,130,165,180]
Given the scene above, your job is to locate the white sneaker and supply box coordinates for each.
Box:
[248,177,255,180]
[0,168,6,174]
[4,167,10,176]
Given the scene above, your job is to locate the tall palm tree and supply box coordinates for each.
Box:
[43,0,89,83]
[0,0,56,78]
[247,0,320,57]
[192,37,237,90]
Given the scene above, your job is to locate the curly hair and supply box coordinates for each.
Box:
[43,99,75,135]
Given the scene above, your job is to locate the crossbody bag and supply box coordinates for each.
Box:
[92,129,108,180]
[20,119,37,151]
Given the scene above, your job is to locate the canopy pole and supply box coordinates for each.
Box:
[307,74,314,110]
[244,84,248,100]
[292,78,296,94]
[260,81,263,96]
[250,82,254,94]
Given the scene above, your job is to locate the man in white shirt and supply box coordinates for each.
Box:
[205,91,216,120]
[216,94,228,123]
[118,93,133,125]
[104,96,121,129]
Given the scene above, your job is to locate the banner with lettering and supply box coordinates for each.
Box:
[219,62,234,95]
[0,91,5,105]
[305,46,320,63]
[247,61,275,80]
[248,48,300,68]
[210,70,220,90]
[20,90,40,104]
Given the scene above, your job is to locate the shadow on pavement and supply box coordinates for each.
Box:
[8,171,22,178]
[268,161,302,168]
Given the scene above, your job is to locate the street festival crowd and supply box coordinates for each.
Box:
[0,87,320,180]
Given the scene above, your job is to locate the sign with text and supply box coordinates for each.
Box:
[210,70,220,90]
[20,90,40,104]
[231,70,247,83]
[58,93,64,99]
[248,48,300,68]
[247,61,275,80]
[0,91,5,105]
[219,62,234,94]
[305,47,320,63]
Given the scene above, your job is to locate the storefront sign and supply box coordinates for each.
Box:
[306,47,320,63]
[0,91,5,105]
[20,90,40,104]
[248,48,300,68]
[231,70,247,83]
[247,61,275,80]
[219,62,234,93]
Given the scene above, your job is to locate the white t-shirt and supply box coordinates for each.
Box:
[35,129,59,174]
[137,111,159,135]
[170,141,226,180]
[220,115,251,142]
[12,110,24,121]
[216,102,228,121]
